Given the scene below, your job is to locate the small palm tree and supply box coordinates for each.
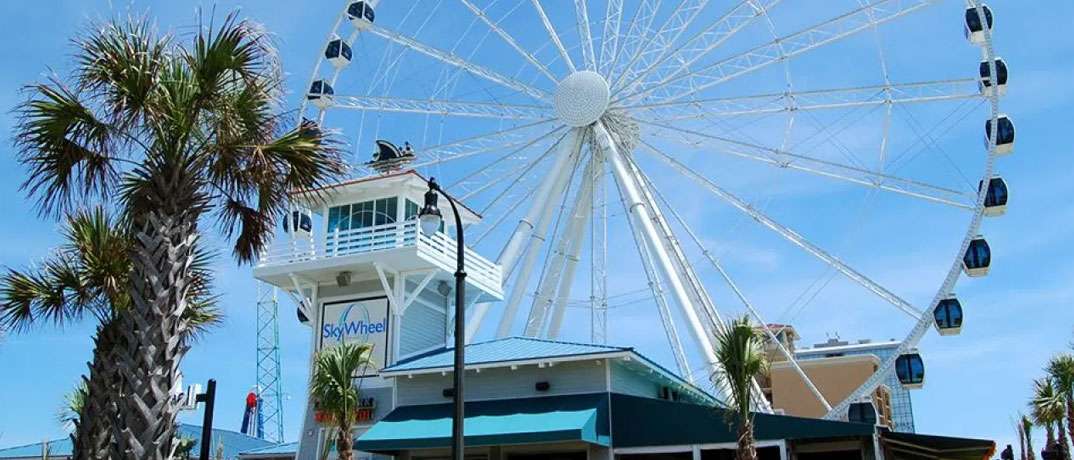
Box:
[0,208,219,459]
[1033,378,1066,456]
[1022,414,1037,460]
[310,343,375,460]
[713,316,768,460]
[1049,354,1074,459]
[13,12,344,458]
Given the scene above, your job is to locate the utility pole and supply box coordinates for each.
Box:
[197,379,217,460]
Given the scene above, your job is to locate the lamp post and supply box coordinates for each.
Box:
[418,177,466,460]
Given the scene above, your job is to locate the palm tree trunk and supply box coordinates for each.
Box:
[1021,422,1029,460]
[1058,421,1072,460]
[1028,431,1038,460]
[111,209,198,460]
[737,418,758,460]
[1066,399,1074,460]
[72,321,122,459]
[337,426,354,460]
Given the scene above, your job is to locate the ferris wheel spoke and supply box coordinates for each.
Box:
[638,119,974,209]
[458,0,559,84]
[365,22,549,102]
[610,0,710,92]
[631,78,984,118]
[639,165,832,412]
[332,95,551,120]
[411,119,558,168]
[454,128,567,200]
[598,0,624,75]
[621,0,941,105]
[642,141,924,320]
[574,0,597,70]
[609,0,661,79]
[612,0,780,100]
[531,0,577,73]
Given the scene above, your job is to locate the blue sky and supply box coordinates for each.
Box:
[0,0,1071,455]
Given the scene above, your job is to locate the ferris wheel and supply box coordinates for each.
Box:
[299,0,1011,420]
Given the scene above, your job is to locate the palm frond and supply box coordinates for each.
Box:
[1047,354,1074,395]
[1031,378,1065,426]
[14,82,119,218]
[712,315,767,420]
[311,343,375,429]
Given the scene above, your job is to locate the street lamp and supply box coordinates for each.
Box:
[418,177,466,460]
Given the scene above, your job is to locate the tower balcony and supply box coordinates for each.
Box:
[254,219,503,301]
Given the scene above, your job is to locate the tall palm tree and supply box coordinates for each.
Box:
[13,12,345,458]
[1025,415,1039,460]
[1033,378,1066,457]
[713,316,768,460]
[1049,354,1074,460]
[310,343,374,460]
[0,208,220,459]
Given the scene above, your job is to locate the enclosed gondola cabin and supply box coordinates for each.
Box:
[965,5,994,45]
[894,353,925,389]
[283,209,313,235]
[985,115,1015,155]
[981,176,1008,217]
[933,296,964,336]
[347,1,376,29]
[848,400,878,425]
[325,37,353,69]
[979,58,1008,96]
[307,80,334,109]
[963,236,991,277]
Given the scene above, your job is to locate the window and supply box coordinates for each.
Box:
[327,197,399,232]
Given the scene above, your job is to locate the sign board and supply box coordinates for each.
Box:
[319,297,390,373]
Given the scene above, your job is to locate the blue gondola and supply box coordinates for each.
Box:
[348,1,376,29]
[963,236,991,277]
[307,80,334,109]
[325,36,353,69]
[980,176,1008,217]
[895,353,925,389]
[933,296,964,336]
[848,401,878,425]
[979,58,1008,96]
[297,307,310,324]
[965,5,994,45]
[984,115,1015,155]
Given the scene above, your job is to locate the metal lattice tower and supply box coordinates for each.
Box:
[256,282,285,443]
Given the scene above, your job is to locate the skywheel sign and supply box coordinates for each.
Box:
[319,297,390,372]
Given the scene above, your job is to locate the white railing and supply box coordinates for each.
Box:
[257,220,502,295]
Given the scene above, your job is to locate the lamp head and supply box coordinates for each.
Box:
[418,179,443,236]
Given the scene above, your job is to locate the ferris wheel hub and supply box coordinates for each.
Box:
[553,70,611,127]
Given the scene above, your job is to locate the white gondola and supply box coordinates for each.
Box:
[964,5,993,45]
[307,80,335,109]
[347,1,376,30]
[962,236,991,277]
[325,36,353,69]
[894,353,925,390]
[283,209,313,235]
[932,296,963,336]
[984,115,1015,156]
[979,58,1008,97]
[980,176,1008,217]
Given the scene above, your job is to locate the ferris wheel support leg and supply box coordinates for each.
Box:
[529,154,598,337]
[493,130,586,338]
[595,121,723,378]
[548,153,605,339]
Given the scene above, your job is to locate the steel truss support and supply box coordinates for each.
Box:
[255,282,285,443]
[464,129,584,340]
[590,152,609,344]
[594,120,727,393]
[526,150,598,337]
[332,95,550,120]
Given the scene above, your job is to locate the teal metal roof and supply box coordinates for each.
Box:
[357,393,611,452]
[240,441,299,457]
[610,393,876,448]
[0,424,274,459]
[381,337,631,373]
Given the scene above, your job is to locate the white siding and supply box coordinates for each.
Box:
[400,291,446,356]
[610,361,661,399]
[395,360,608,406]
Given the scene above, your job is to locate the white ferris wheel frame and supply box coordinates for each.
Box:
[297,0,1007,421]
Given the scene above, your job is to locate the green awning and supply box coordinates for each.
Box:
[882,430,995,460]
[357,393,610,452]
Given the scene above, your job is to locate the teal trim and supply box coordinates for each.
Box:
[357,393,610,452]
[610,393,875,448]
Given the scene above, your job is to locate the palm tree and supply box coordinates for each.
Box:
[310,343,375,460]
[0,208,220,459]
[13,12,345,458]
[713,316,768,460]
[1033,378,1066,457]
[1049,354,1074,459]
[1023,414,1038,460]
